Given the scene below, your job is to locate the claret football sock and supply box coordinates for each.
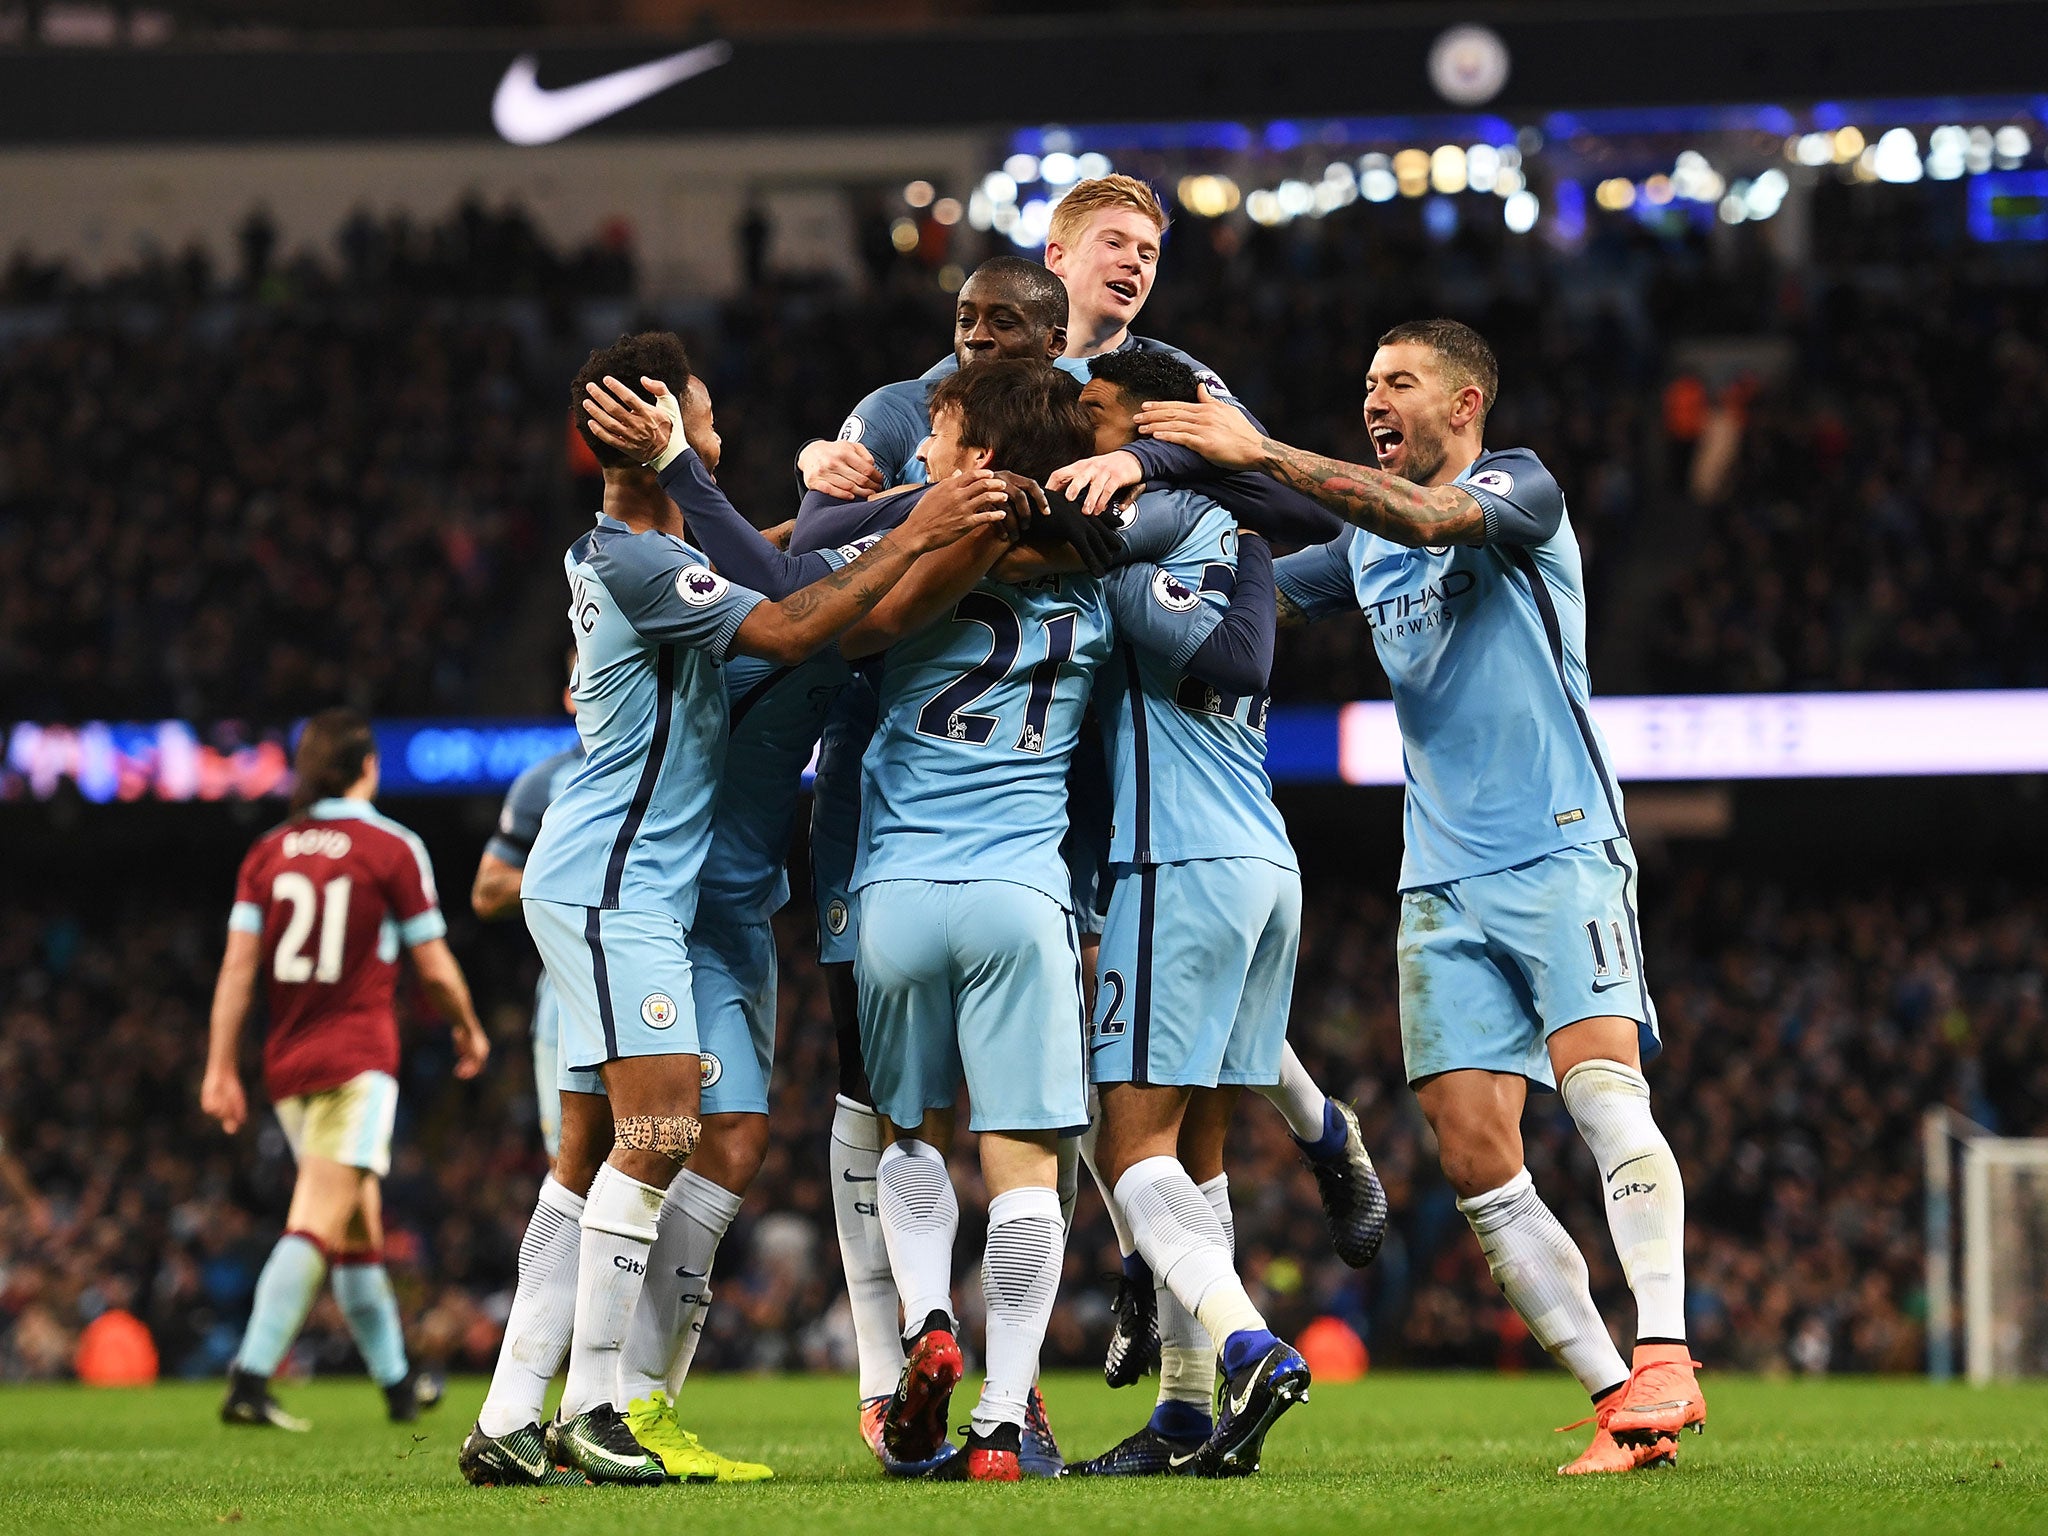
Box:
[830,1097,906,1401]
[331,1251,408,1388]
[1117,1157,1266,1352]
[1559,1060,1688,1344]
[1253,1044,1330,1144]
[234,1230,329,1379]
[618,1167,741,1406]
[478,1177,584,1437]
[1457,1168,1629,1396]
[559,1163,665,1420]
[972,1186,1064,1437]
[877,1138,958,1326]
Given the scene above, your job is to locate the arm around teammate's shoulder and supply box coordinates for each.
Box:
[732,469,1013,665]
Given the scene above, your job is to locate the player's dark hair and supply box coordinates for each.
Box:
[571,331,694,469]
[928,357,1093,486]
[964,256,1070,334]
[1378,318,1497,427]
[1087,349,1200,409]
[289,707,376,817]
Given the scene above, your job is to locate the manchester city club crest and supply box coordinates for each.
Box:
[699,1052,723,1088]
[640,992,678,1028]
[826,899,849,936]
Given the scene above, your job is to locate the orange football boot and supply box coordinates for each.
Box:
[1558,1424,1678,1476]
[1603,1344,1706,1445]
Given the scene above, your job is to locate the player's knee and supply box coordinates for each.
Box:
[1433,1121,1524,1200]
[690,1113,769,1194]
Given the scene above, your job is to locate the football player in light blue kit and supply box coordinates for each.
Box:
[852,360,1119,1482]
[470,647,583,1160]
[462,331,1010,1489]
[1137,319,1702,1477]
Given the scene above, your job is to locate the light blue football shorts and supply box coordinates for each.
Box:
[1397,837,1660,1092]
[523,899,698,1076]
[530,969,563,1156]
[854,879,1089,1134]
[810,769,861,966]
[681,914,778,1117]
[1089,856,1301,1089]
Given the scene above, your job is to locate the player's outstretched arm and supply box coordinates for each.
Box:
[732,470,1012,664]
[201,928,261,1135]
[410,937,490,1080]
[1135,390,1484,548]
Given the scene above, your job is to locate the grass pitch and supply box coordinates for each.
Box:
[1,1371,2041,1536]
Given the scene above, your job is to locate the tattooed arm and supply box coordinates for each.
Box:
[1132,394,1483,548]
[731,471,1011,664]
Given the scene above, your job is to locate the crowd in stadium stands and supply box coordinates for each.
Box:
[5,192,2047,724]
[3,865,2039,1383]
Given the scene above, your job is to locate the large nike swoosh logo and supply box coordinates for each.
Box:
[841,1169,876,1183]
[1590,978,1633,993]
[492,42,733,146]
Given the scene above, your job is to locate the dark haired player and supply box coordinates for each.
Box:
[460,331,1008,1488]
[204,708,489,1432]
[1137,318,1703,1477]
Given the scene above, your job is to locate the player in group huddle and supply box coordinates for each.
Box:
[457,330,1012,1487]
[203,708,489,1432]
[1131,317,1703,1476]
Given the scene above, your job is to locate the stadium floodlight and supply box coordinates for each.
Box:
[1502,190,1539,232]
[1596,177,1637,211]
[981,171,1018,205]
[1276,179,1316,218]
[1393,148,1431,197]
[1245,188,1285,225]
[967,190,995,231]
[931,197,963,226]
[1927,125,1968,180]
[1994,125,2031,168]
[1003,153,1040,183]
[1430,145,1468,194]
[1493,166,1525,197]
[1040,151,1078,185]
[1012,197,1052,248]
[1718,189,1748,224]
[889,218,919,252]
[1967,126,1996,173]
[1359,156,1398,203]
[1075,152,1112,179]
[1832,125,1866,163]
[1874,127,1923,184]
[1926,1108,2048,1381]
[1743,168,1789,219]
[903,179,935,208]
[1465,143,1500,193]
[1794,131,1835,166]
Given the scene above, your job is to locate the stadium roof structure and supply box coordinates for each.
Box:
[2,1,2046,145]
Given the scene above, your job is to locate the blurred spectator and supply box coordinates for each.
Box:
[3,864,2039,1382]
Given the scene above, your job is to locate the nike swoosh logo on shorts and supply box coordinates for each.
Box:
[492,42,733,146]
[1590,978,1632,993]
[841,1169,876,1182]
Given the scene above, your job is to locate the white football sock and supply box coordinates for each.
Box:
[1252,1043,1328,1142]
[830,1097,906,1400]
[1458,1168,1628,1396]
[1198,1171,1235,1253]
[1155,1279,1213,1409]
[478,1178,584,1437]
[559,1163,665,1419]
[876,1138,958,1328]
[618,1167,741,1406]
[1560,1060,1688,1343]
[1117,1156,1265,1349]
[972,1186,1064,1436]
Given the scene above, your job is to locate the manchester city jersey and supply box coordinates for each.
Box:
[699,647,854,927]
[853,572,1114,908]
[1274,447,1624,889]
[523,515,765,923]
[833,355,1094,490]
[1096,488,1293,869]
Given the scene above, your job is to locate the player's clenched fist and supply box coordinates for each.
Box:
[1135,383,1265,469]
[898,468,1014,552]
[799,439,887,500]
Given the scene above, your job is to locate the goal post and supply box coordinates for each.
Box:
[1925,1107,2048,1382]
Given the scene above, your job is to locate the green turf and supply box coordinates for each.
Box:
[0,1372,2041,1536]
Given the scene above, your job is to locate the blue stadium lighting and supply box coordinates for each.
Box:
[1968,170,2048,242]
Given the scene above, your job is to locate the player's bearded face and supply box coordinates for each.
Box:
[1363,344,1450,484]
[918,406,991,481]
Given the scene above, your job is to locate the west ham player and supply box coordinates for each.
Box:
[471,648,582,1159]
[203,708,489,1431]
[1137,319,1703,1475]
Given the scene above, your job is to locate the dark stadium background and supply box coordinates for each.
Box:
[3,0,2047,1387]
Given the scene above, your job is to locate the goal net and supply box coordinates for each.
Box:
[1925,1108,2048,1380]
